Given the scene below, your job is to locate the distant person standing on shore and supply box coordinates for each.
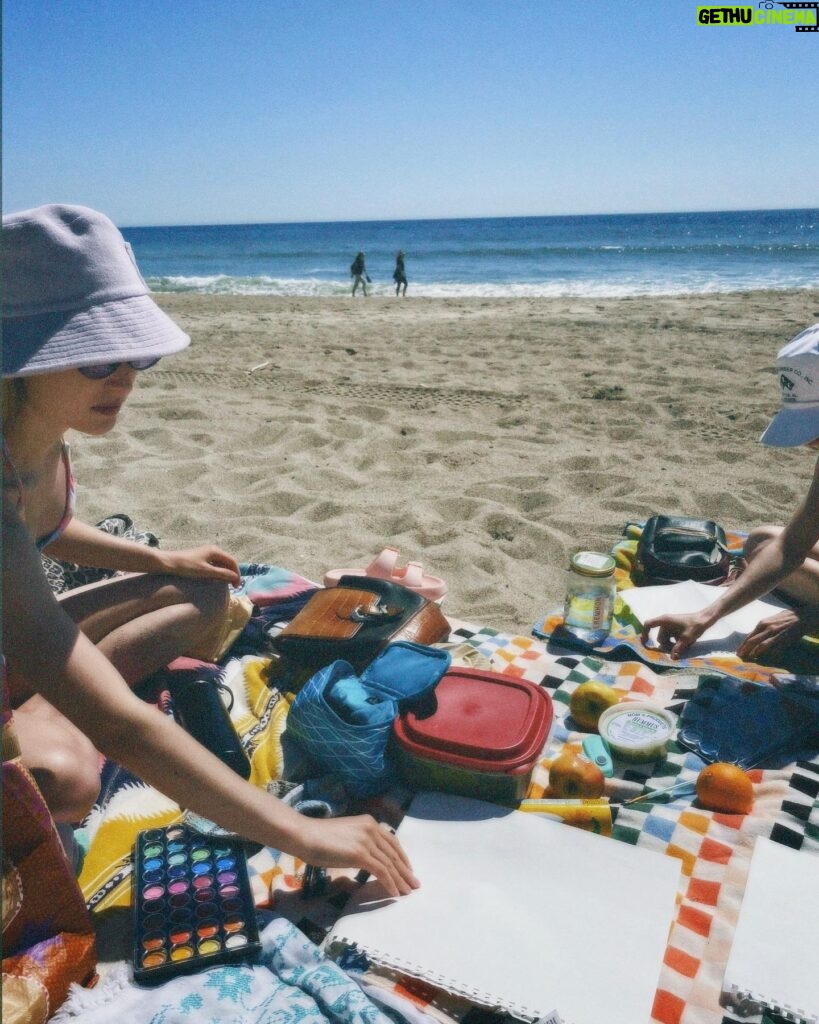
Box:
[350,251,370,296]
[393,251,408,297]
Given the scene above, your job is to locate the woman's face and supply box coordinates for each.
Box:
[22,363,138,437]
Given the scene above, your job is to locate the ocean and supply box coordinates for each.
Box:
[123,208,819,299]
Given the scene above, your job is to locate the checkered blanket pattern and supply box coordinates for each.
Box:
[77,596,818,1024]
[418,626,818,1024]
[534,522,819,682]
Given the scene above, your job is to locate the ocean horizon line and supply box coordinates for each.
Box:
[123,206,819,232]
[126,209,819,299]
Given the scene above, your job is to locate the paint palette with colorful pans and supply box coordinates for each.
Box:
[132,824,261,984]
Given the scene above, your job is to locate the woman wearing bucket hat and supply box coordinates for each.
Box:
[642,322,819,664]
[2,205,418,895]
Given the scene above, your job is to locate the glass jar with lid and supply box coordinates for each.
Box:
[563,551,616,645]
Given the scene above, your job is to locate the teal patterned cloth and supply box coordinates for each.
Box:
[53,914,393,1024]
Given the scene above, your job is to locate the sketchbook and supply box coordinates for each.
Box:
[325,792,681,1024]
[721,837,819,1024]
[619,579,790,657]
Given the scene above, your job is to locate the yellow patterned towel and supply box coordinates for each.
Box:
[80,655,288,913]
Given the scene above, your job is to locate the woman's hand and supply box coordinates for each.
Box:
[736,607,819,662]
[157,546,241,586]
[640,610,711,660]
[294,814,419,898]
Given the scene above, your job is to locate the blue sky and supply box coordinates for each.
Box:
[3,0,817,226]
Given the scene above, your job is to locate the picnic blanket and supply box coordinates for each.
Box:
[51,913,415,1024]
[534,522,819,681]
[50,553,819,1024]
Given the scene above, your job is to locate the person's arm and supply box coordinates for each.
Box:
[44,518,241,585]
[642,456,819,659]
[2,503,417,895]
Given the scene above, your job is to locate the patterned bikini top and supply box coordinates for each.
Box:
[2,438,76,551]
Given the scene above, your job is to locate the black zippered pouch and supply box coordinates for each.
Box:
[633,515,732,587]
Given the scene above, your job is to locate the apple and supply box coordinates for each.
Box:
[569,680,620,731]
[548,751,606,798]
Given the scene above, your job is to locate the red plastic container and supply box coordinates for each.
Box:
[392,668,553,806]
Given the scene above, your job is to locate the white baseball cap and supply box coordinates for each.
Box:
[2,204,189,377]
[760,322,819,447]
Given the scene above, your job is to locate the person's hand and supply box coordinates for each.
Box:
[640,611,710,660]
[736,608,815,662]
[294,814,419,898]
[159,546,241,586]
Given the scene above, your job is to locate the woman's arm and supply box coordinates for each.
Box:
[642,456,819,658]
[45,518,240,584]
[3,503,416,894]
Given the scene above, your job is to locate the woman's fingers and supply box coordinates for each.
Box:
[737,612,800,661]
[639,618,657,645]
[167,546,241,584]
[641,614,703,660]
[642,618,683,655]
[352,820,418,897]
[376,821,418,885]
[300,815,419,897]
[204,561,242,585]
[363,828,419,897]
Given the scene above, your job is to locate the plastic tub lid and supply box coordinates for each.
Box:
[394,668,553,771]
[598,701,675,761]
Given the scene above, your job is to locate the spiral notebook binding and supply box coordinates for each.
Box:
[329,939,575,1024]
[722,984,816,1024]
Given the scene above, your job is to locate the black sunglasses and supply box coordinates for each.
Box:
[77,357,161,380]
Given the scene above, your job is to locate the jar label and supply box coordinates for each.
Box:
[606,710,670,744]
[591,594,608,629]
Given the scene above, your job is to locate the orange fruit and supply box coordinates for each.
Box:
[548,751,606,799]
[695,762,754,815]
[569,681,620,731]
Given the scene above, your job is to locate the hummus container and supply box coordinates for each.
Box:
[598,701,675,763]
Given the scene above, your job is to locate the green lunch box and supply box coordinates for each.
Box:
[391,668,554,806]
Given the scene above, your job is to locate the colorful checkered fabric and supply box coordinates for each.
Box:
[534,522,819,682]
[74,568,818,1024]
[405,626,819,1024]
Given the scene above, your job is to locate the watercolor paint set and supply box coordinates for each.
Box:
[132,824,261,983]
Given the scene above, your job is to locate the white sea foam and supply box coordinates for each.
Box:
[147,273,817,299]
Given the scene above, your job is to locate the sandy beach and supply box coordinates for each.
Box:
[72,289,819,635]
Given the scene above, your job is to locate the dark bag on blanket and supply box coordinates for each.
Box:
[270,575,450,682]
[167,666,252,779]
[633,515,732,587]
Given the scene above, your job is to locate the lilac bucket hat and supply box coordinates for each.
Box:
[2,204,189,377]
[760,322,819,448]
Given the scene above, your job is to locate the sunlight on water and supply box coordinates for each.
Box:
[130,210,819,299]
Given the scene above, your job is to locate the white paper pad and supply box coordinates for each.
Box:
[326,792,681,1024]
[721,837,819,1024]
[620,579,790,657]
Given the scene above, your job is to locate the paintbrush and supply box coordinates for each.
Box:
[623,779,697,805]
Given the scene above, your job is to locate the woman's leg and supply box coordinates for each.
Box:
[12,691,101,823]
[744,524,819,606]
[58,573,230,686]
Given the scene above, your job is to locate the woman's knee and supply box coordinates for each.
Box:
[743,524,781,562]
[30,731,100,823]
